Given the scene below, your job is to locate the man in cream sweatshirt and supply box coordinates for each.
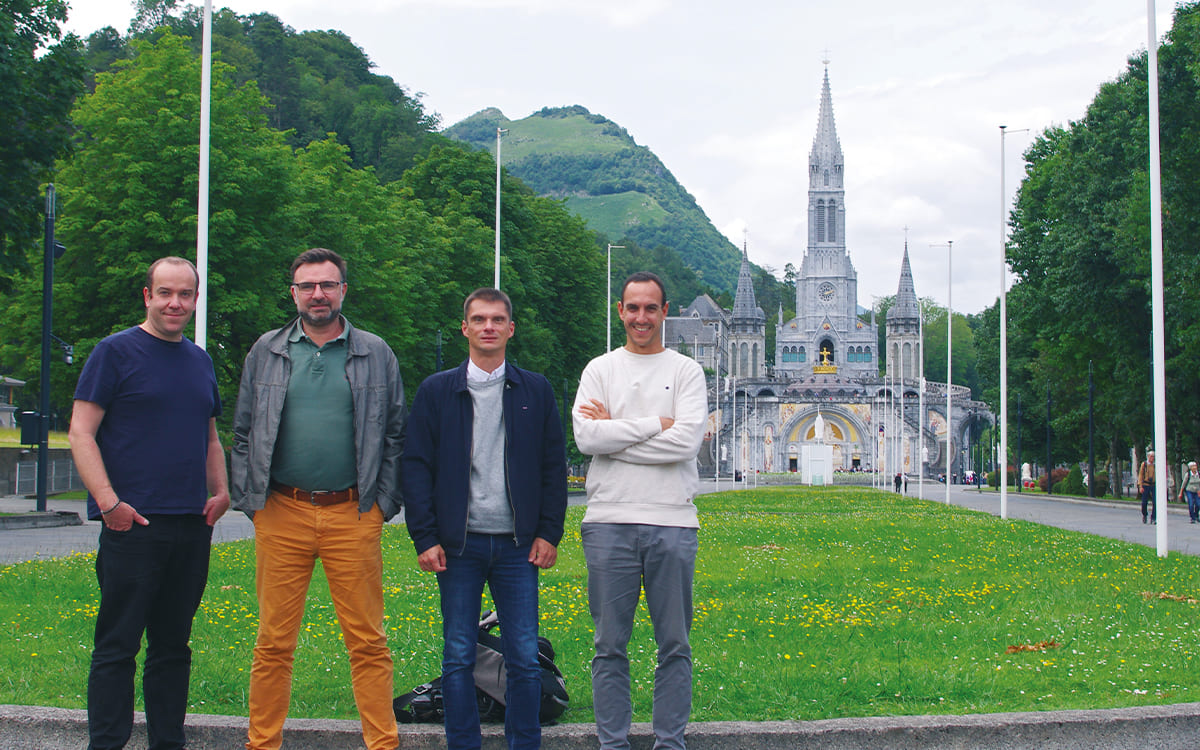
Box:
[573,271,707,750]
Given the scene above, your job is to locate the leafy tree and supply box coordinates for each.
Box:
[17,32,304,415]
[1004,2,1200,485]
[129,0,181,34]
[82,7,444,183]
[397,143,605,391]
[0,0,85,286]
[921,305,977,393]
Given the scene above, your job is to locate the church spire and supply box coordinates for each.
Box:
[890,240,920,323]
[809,65,844,189]
[732,237,760,321]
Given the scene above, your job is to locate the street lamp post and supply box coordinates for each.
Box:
[1088,361,1096,497]
[1016,393,1022,493]
[606,244,624,352]
[931,241,953,504]
[918,303,925,499]
[1000,125,1028,519]
[1046,385,1053,494]
[494,127,508,289]
[37,184,65,513]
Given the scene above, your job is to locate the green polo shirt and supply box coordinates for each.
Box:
[269,322,357,491]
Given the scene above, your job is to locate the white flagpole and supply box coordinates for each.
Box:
[195,0,213,349]
[1146,0,1168,557]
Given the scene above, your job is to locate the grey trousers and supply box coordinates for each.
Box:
[581,522,697,750]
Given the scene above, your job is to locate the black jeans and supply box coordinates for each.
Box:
[1141,484,1156,522]
[88,515,213,750]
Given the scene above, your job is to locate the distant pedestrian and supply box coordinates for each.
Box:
[893,473,901,493]
[1138,451,1156,524]
[1180,461,1200,524]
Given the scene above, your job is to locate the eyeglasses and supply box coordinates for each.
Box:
[291,281,343,294]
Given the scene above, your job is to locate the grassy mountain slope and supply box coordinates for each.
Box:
[444,105,741,292]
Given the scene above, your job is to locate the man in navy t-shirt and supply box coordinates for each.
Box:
[69,256,229,750]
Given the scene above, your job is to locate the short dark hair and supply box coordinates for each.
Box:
[463,287,512,320]
[145,256,199,292]
[290,248,347,282]
[620,271,666,306]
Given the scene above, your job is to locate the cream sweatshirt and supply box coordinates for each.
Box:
[573,347,707,527]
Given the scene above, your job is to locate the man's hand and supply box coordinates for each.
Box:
[418,544,447,572]
[529,537,558,569]
[102,500,149,532]
[578,399,610,421]
[204,491,230,527]
[659,416,675,431]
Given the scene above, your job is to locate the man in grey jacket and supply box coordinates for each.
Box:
[232,248,405,750]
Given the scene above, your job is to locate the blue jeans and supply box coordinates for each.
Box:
[1186,490,1199,521]
[1141,484,1156,522]
[88,515,212,750]
[582,523,697,750]
[437,533,541,750]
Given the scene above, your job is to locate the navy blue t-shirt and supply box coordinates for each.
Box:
[74,326,221,519]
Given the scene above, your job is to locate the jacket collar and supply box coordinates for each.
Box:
[451,359,524,392]
[268,316,368,357]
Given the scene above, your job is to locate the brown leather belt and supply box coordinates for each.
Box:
[270,481,359,507]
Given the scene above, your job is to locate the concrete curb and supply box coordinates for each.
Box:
[4,702,1200,749]
[0,511,82,530]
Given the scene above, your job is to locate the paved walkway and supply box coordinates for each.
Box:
[0,496,259,564]
[0,492,589,564]
[3,485,1197,563]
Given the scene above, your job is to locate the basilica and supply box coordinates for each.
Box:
[663,68,991,480]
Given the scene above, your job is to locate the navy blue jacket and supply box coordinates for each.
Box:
[402,360,568,555]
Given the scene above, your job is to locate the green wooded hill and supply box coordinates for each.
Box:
[444,105,742,293]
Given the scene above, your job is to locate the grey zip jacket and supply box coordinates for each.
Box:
[231,317,406,520]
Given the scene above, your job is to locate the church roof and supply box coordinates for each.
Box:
[732,241,765,322]
[887,243,921,323]
[681,293,727,321]
[664,316,718,345]
[809,67,843,173]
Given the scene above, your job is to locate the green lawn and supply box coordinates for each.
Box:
[0,426,69,449]
[2,487,1197,724]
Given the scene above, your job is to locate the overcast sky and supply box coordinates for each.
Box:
[64,1,1178,314]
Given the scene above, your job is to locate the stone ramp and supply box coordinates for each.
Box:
[4,703,1200,749]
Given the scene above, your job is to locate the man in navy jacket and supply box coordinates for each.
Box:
[403,287,567,750]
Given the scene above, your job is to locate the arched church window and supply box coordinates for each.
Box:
[864,346,871,361]
[752,343,759,378]
[799,347,806,363]
[824,169,830,186]
[739,342,749,376]
[815,201,825,242]
[827,201,837,242]
[818,339,835,363]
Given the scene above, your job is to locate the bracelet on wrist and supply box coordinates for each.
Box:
[101,501,121,516]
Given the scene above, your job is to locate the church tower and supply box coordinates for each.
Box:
[885,242,922,381]
[776,65,877,380]
[729,240,766,379]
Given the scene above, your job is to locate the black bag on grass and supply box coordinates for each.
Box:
[394,610,569,725]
